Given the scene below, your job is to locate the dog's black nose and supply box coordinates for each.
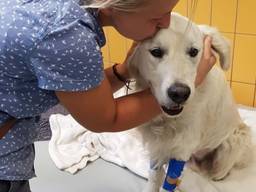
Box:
[167,83,191,104]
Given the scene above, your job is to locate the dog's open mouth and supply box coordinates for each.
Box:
[161,105,183,116]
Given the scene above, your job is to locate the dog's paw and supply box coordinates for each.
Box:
[210,169,230,181]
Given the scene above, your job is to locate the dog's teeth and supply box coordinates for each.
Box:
[170,104,181,109]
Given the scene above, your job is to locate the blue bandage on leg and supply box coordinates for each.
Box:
[162,159,186,191]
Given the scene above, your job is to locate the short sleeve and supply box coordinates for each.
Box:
[29,22,104,92]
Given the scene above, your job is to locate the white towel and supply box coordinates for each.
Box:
[49,113,150,177]
[49,106,256,192]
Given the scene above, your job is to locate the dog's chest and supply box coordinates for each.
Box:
[139,114,203,159]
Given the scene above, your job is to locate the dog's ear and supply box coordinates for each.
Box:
[198,25,231,71]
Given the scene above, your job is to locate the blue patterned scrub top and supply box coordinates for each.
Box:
[0,0,105,180]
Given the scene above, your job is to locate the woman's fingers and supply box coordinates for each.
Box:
[195,36,217,87]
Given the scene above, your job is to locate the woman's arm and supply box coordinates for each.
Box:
[55,77,161,133]
[55,41,160,133]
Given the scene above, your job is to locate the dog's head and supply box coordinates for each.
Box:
[128,13,231,117]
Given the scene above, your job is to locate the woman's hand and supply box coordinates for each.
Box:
[117,41,139,79]
[104,41,139,92]
[195,36,216,87]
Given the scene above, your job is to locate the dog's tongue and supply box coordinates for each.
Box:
[161,106,183,116]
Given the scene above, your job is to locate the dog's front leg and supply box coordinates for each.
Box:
[143,162,165,192]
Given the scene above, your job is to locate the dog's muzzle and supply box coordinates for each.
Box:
[161,83,191,116]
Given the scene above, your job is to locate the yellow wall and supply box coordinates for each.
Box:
[101,0,256,107]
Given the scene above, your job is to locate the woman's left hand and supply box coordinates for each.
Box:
[195,36,216,87]
[118,41,139,79]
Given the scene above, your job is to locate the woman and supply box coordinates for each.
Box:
[0,0,215,191]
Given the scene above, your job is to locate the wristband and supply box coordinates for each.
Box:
[112,64,131,90]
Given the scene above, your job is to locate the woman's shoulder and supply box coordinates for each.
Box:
[0,0,105,53]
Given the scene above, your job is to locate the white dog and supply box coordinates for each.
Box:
[127,13,253,192]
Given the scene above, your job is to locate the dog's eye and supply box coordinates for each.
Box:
[150,48,164,58]
[187,47,199,57]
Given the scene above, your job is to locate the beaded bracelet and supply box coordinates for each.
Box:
[112,64,132,90]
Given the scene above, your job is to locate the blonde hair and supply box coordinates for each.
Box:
[83,0,198,14]
[82,0,148,12]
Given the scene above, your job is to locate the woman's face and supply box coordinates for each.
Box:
[104,0,179,41]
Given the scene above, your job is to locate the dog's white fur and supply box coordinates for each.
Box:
[127,13,253,192]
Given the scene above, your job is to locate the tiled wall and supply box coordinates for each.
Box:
[101,0,256,107]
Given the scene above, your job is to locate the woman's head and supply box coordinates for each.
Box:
[84,0,179,41]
